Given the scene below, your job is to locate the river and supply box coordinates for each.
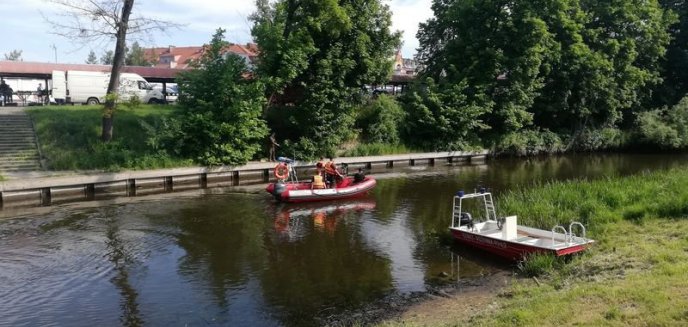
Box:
[1,153,686,326]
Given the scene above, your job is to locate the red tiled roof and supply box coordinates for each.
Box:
[143,44,259,69]
[143,46,204,69]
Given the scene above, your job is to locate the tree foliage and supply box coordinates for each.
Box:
[356,94,404,144]
[636,96,688,149]
[46,0,178,142]
[125,41,152,66]
[413,0,674,151]
[251,0,401,158]
[656,0,688,106]
[147,29,268,165]
[85,50,98,64]
[3,49,23,61]
[100,50,114,65]
[401,78,491,150]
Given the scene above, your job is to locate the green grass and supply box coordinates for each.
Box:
[28,104,194,171]
[340,143,414,157]
[496,169,688,231]
[379,167,688,326]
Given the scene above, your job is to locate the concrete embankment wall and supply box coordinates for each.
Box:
[0,150,487,208]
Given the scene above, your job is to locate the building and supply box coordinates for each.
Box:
[392,49,418,76]
[143,43,259,69]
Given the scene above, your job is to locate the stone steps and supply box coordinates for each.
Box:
[0,110,42,173]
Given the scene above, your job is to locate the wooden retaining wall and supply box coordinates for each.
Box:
[0,151,487,208]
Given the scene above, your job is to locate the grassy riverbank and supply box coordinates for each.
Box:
[27,105,427,171]
[380,167,688,326]
[28,105,194,170]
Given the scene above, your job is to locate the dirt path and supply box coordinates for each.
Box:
[383,271,515,326]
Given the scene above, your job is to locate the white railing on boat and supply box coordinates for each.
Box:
[569,221,587,244]
[551,222,587,246]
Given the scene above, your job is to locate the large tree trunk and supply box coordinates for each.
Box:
[101,0,135,142]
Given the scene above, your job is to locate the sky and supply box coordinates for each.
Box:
[0,0,433,64]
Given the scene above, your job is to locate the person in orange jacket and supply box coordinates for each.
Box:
[324,158,342,187]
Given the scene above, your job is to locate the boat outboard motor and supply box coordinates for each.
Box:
[459,212,473,226]
[272,182,287,200]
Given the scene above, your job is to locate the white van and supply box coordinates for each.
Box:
[51,70,165,105]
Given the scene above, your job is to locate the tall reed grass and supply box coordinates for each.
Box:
[496,168,688,233]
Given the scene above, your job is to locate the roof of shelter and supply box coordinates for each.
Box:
[0,60,183,82]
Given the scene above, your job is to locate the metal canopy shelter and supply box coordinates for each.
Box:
[0,60,182,102]
[0,60,180,82]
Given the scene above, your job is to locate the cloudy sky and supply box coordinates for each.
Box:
[0,0,433,64]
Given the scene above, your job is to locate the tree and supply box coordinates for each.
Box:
[656,0,688,106]
[251,0,401,158]
[147,29,268,165]
[85,50,98,64]
[125,41,151,66]
[46,0,177,142]
[100,50,114,65]
[533,0,672,140]
[3,49,23,61]
[415,0,673,149]
[401,78,491,150]
[416,0,556,141]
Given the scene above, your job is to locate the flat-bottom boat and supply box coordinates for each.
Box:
[449,190,594,260]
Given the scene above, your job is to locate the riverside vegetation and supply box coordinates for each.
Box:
[379,166,688,326]
[28,104,194,170]
[34,0,688,171]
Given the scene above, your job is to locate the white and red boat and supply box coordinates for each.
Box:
[449,190,594,261]
[265,158,376,203]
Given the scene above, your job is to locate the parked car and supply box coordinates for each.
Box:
[152,85,178,104]
[163,86,178,104]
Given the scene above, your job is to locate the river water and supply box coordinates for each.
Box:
[1,154,687,326]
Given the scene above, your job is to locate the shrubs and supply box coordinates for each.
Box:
[494,129,564,156]
[635,96,688,150]
[400,78,491,151]
[356,95,404,144]
[146,29,268,166]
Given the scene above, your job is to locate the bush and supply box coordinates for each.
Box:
[400,78,491,151]
[573,127,626,151]
[494,128,564,156]
[635,96,688,149]
[121,94,142,111]
[356,95,404,144]
[147,29,268,165]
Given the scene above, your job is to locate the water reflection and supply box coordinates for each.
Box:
[1,154,688,326]
[269,198,377,241]
[104,211,144,327]
[258,198,394,326]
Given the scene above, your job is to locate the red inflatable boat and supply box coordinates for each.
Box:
[266,176,377,203]
[266,157,377,203]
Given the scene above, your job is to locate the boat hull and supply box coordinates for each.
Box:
[450,228,589,261]
[266,177,376,203]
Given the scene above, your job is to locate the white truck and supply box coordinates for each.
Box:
[51,70,166,105]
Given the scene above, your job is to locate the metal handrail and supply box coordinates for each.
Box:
[552,225,569,246]
[569,221,587,244]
